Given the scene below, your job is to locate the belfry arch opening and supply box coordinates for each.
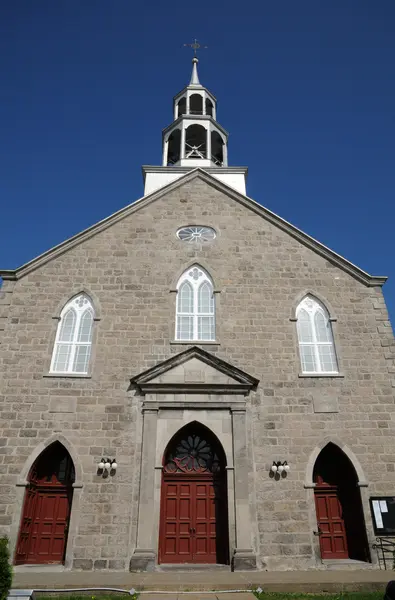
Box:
[205,98,213,116]
[211,131,224,165]
[159,422,229,565]
[177,97,187,118]
[185,125,207,159]
[167,129,181,165]
[189,94,203,115]
[313,443,370,562]
[15,442,75,565]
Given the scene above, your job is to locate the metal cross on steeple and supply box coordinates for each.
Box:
[183,39,208,57]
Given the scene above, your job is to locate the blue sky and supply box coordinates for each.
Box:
[1,1,395,323]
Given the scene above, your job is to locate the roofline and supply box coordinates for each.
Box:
[162,115,229,138]
[0,168,387,287]
[141,165,249,183]
[173,85,217,103]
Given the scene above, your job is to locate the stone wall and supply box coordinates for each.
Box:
[0,175,394,569]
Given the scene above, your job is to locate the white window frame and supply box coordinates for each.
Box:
[296,296,338,374]
[175,266,215,341]
[50,294,94,374]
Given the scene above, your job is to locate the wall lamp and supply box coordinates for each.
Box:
[271,461,290,475]
[97,458,117,474]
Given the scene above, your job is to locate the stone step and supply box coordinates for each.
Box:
[142,595,255,600]
[158,564,231,572]
[12,568,392,594]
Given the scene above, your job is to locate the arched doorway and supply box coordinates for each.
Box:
[159,423,229,565]
[15,442,75,565]
[313,443,370,561]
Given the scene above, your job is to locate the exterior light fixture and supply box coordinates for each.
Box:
[97,458,117,475]
[270,461,290,475]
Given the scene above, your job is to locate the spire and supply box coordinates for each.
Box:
[142,49,248,197]
[190,57,201,86]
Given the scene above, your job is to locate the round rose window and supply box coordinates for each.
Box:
[177,226,216,243]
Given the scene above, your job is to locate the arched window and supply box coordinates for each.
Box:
[296,295,338,374]
[50,294,94,374]
[176,266,215,341]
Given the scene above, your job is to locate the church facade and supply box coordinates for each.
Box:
[1,59,395,573]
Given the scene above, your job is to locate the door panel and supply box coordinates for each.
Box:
[15,485,37,564]
[315,489,348,559]
[161,480,194,562]
[160,478,220,563]
[194,481,216,563]
[22,489,71,564]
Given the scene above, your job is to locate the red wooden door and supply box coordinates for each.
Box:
[160,478,217,563]
[15,442,74,565]
[194,481,216,562]
[15,485,37,564]
[27,488,71,564]
[315,487,348,559]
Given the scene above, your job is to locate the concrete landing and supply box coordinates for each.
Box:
[138,595,255,600]
[12,568,393,594]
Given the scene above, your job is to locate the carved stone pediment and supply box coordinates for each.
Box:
[130,346,259,395]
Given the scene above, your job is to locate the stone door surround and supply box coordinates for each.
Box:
[129,346,259,571]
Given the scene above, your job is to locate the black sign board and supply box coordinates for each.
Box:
[370,497,395,536]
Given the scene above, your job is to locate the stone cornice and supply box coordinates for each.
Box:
[0,168,387,287]
[138,383,252,395]
[142,400,246,411]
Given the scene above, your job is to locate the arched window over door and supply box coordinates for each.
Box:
[15,442,75,565]
[175,266,215,341]
[313,443,370,562]
[159,422,229,565]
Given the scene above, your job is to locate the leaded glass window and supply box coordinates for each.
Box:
[175,266,215,341]
[296,296,338,374]
[50,294,94,374]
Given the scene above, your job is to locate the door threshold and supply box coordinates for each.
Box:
[14,564,65,572]
[322,559,369,563]
[159,563,230,571]
[321,559,372,569]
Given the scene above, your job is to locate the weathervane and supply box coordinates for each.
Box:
[184,39,208,58]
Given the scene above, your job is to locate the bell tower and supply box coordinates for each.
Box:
[142,50,248,196]
[163,57,228,168]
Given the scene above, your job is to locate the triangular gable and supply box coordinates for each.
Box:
[0,168,387,287]
[130,346,259,395]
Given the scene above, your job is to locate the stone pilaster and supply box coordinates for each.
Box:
[231,408,257,570]
[129,408,158,571]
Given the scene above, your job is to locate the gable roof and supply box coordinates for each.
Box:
[0,168,387,287]
[130,345,259,395]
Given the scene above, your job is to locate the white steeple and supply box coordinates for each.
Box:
[142,55,248,196]
[190,57,200,86]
